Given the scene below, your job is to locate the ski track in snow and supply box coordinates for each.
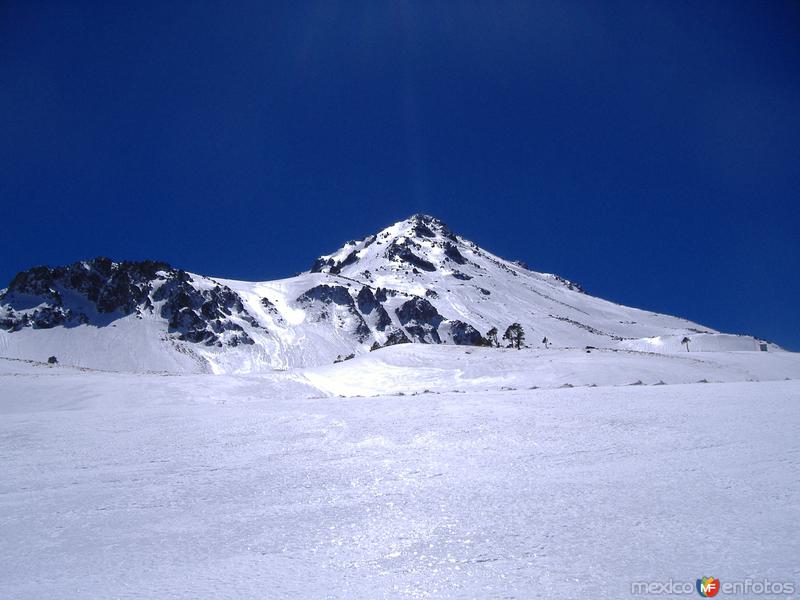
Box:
[0,362,798,599]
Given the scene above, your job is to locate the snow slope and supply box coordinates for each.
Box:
[1,362,798,598]
[0,215,782,374]
[301,344,800,397]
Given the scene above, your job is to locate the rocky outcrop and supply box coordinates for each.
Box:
[297,284,371,342]
[310,248,359,275]
[396,297,444,343]
[384,328,411,346]
[446,320,487,346]
[309,236,375,274]
[0,258,257,347]
[443,242,467,265]
[408,214,458,242]
[297,284,354,306]
[2,258,168,316]
[385,240,436,272]
[153,274,256,346]
[356,286,392,331]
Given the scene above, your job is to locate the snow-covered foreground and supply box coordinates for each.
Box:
[1,361,798,598]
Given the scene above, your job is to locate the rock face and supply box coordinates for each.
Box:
[309,236,375,275]
[0,258,257,347]
[355,286,392,331]
[396,297,444,344]
[297,284,372,342]
[0,258,167,330]
[446,320,487,346]
[443,242,468,265]
[384,329,411,346]
[385,240,437,272]
[297,284,354,306]
[153,273,257,346]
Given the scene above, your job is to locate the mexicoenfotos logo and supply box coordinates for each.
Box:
[631,576,795,596]
[696,576,720,597]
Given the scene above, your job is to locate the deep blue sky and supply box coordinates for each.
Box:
[1,2,798,349]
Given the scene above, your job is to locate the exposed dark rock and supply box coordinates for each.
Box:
[396,297,442,327]
[552,274,586,293]
[484,256,519,277]
[228,332,255,346]
[260,297,280,315]
[29,306,71,329]
[3,258,172,316]
[309,256,335,274]
[396,297,443,343]
[155,278,256,345]
[404,324,440,343]
[443,242,467,265]
[6,266,63,305]
[1,258,258,347]
[297,284,353,306]
[374,287,401,303]
[451,272,472,281]
[384,329,411,346]
[385,240,436,272]
[408,214,458,242]
[259,297,283,326]
[310,236,375,274]
[409,220,436,238]
[355,286,392,331]
[447,320,487,346]
[334,249,360,272]
[168,307,210,343]
[355,286,377,312]
[298,284,371,342]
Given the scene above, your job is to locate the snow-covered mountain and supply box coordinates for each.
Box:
[0,214,777,373]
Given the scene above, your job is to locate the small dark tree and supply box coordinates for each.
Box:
[503,323,526,349]
[485,327,499,347]
[47,355,58,364]
[542,336,549,349]
[681,336,691,352]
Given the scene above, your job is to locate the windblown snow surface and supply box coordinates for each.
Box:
[1,348,799,599]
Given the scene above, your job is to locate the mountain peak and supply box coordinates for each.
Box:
[406,213,447,228]
[397,213,456,240]
[309,214,463,275]
[1,212,767,374]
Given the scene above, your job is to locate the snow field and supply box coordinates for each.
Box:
[0,361,798,598]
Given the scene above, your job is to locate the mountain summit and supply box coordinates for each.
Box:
[309,213,584,297]
[311,214,463,275]
[0,215,773,372]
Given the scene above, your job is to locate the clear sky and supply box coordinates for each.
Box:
[1,2,798,349]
